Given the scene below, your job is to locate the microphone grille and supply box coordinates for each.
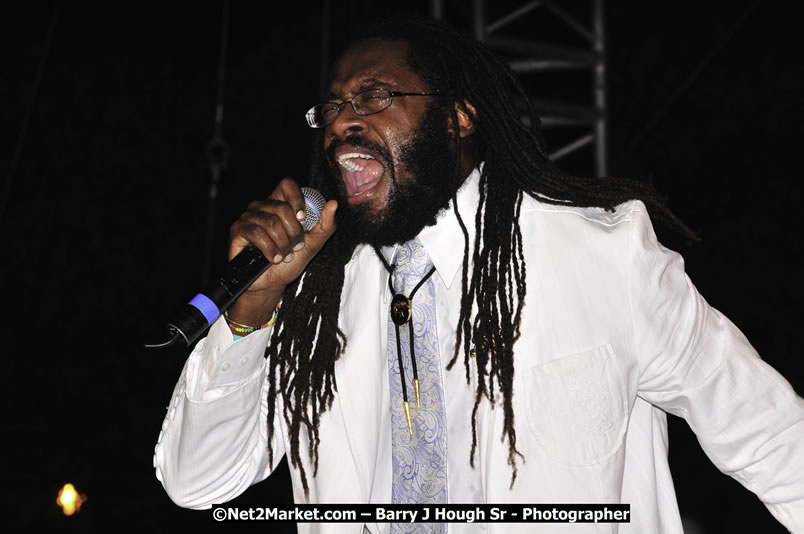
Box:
[300,187,327,231]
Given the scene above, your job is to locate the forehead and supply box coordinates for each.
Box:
[327,39,429,97]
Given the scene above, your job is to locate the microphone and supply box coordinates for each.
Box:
[148,187,327,348]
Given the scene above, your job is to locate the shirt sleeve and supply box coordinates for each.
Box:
[153,317,286,509]
[627,201,804,532]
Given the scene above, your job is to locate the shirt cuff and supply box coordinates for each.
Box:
[186,317,273,402]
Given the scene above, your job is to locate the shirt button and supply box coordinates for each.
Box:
[240,357,249,367]
[220,362,230,372]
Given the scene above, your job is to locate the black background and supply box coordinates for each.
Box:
[3,1,802,532]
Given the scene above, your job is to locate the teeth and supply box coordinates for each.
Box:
[338,152,375,172]
[340,159,363,172]
[339,152,375,160]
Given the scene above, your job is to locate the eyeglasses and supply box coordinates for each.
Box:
[305,88,441,128]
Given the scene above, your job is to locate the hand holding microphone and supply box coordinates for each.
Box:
[225,179,338,330]
[149,179,337,348]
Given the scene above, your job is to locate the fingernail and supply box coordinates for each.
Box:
[273,254,283,263]
[283,252,295,263]
[293,242,305,251]
[296,210,305,221]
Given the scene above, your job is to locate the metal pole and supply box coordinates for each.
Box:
[431,0,444,20]
[1,0,61,225]
[473,0,485,41]
[486,1,541,35]
[319,0,331,98]
[202,0,231,286]
[593,0,607,176]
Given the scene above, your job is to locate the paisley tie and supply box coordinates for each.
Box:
[387,239,448,534]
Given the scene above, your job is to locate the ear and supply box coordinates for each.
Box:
[454,100,476,138]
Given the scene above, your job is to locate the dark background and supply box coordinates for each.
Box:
[3,1,802,532]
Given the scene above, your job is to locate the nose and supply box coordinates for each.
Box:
[327,102,367,140]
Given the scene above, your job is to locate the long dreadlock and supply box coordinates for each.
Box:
[265,18,695,498]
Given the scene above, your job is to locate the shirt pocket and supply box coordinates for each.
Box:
[520,344,628,466]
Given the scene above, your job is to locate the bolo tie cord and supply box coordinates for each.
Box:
[375,247,437,435]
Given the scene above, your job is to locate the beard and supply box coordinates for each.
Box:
[323,102,458,248]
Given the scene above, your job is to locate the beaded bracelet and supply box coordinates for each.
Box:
[224,305,279,335]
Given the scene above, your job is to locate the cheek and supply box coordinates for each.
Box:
[380,124,417,176]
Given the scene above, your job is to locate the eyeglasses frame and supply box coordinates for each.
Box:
[305,88,443,128]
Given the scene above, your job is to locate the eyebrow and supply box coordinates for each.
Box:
[326,77,393,101]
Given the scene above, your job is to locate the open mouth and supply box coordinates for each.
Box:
[336,149,386,203]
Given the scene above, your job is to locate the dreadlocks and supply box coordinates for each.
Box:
[265,17,694,498]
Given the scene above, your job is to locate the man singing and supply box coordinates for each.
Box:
[154,18,804,533]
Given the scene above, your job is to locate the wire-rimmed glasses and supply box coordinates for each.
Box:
[305,88,441,128]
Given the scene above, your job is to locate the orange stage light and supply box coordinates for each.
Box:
[57,483,86,516]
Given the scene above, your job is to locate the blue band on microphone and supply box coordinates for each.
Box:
[188,293,220,325]
[305,197,322,218]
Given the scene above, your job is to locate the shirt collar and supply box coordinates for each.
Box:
[378,167,481,293]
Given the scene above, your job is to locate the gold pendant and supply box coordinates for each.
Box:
[414,379,421,412]
[390,294,412,326]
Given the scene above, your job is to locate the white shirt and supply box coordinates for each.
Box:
[155,169,804,533]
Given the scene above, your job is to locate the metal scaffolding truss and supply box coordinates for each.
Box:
[431,0,607,177]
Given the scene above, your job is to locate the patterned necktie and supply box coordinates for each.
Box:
[387,239,448,534]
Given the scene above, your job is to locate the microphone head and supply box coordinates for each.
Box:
[300,187,327,231]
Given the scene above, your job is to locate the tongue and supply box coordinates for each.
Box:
[341,158,385,197]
